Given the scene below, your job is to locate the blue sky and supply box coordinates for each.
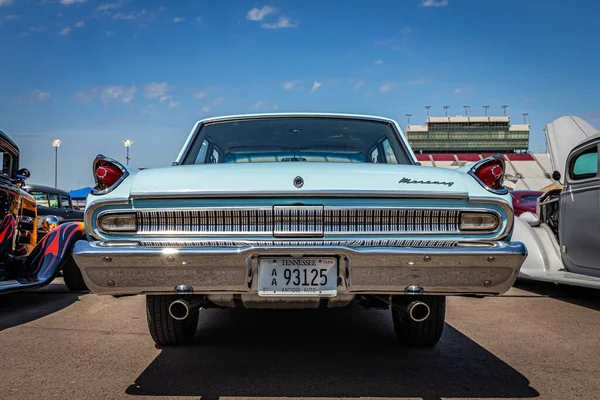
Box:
[1,0,599,190]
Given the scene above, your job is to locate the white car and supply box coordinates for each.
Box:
[514,115,600,289]
[73,113,527,346]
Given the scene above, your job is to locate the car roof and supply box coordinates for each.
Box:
[196,112,397,125]
[0,130,19,156]
[24,184,70,196]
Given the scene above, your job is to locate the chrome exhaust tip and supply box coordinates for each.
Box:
[169,299,192,320]
[407,300,430,322]
[168,297,205,320]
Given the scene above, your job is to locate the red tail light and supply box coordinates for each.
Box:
[470,156,506,193]
[91,155,129,195]
[96,162,123,188]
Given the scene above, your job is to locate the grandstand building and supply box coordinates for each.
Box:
[405,115,554,190]
[406,116,529,153]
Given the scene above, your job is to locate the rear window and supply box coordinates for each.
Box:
[182,117,410,165]
[521,195,541,202]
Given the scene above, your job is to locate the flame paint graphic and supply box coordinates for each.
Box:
[0,214,15,244]
[0,214,15,256]
[24,222,85,281]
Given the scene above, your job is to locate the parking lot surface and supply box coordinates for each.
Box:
[0,279,599,400]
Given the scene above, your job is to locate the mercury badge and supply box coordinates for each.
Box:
[293,176,304,188]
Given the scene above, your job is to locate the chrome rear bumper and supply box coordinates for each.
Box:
[72,240,527,296]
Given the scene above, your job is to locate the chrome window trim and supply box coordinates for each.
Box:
[173,113,417,167]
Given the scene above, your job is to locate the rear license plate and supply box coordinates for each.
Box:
[258,257,338,297]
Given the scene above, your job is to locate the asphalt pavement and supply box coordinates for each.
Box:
[0,279,599,400]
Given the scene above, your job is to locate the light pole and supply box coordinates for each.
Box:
[522,113,529,124]
[463,105,470,116]
[425,105,431,117]
[443,105,450,116]
[123,139,133,165]
[51,139,62,188]
[502,105,509,116]
[405,113,412,126]
[483,105,490,116]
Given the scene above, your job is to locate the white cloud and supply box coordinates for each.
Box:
[74,90,94,103]
[159,95,172,102]
[282,80,298,90]
[144,82,170,99]
[311,81,322,93]
[373,59,383,65]
[99,85,136,103]
[168,100,179,109]
[273,104,279,111]
[173,17,185,23]
[453,87,462,94]
[422,0,449,7]
[194,90,208,99]
[1,14,19,22]
[105,30,115,37]
[253,101,263,110]
[213,97,224,106]
[353,80,364,90]
[59,26,71,36]
[33,90,50,101]
[408,77,427,84]
[112,10,150,21]
[379,82,392,92]
[247,5,276,21]
[201,105,210,113]
[0,0,14,8]
[95,2,122,12]
[261,16,298,29]
[75,20,85,28]
[60,0,86,5]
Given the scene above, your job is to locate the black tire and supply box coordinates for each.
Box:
[392,295,445,347]
[62,256,88,292]
[146,295,199,346]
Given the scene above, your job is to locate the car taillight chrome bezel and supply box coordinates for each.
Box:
[91,154,129,196]
[97,211,137,233]
[460,212,500,231]
[468,155,508,195]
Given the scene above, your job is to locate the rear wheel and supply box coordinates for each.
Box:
[146,295,199,346]
[392,295,446,347]
[62,256,88,292]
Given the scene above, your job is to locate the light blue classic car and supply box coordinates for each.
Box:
[72,113,527,347]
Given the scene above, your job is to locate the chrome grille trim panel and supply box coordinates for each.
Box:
[273,205,324,237]
[136,207,273,235]
[134,206,463,236]
[137,239,459,248]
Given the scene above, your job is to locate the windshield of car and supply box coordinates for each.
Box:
[181,117,411,165]
[30,191,49,207]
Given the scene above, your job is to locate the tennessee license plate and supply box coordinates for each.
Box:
[258,257,338,297]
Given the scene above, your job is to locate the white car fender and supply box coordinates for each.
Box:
[513,214,563,279]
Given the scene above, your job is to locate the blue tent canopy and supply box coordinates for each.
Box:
[69,187,92,200]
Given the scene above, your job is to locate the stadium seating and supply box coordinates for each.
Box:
[413,153,555,190]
